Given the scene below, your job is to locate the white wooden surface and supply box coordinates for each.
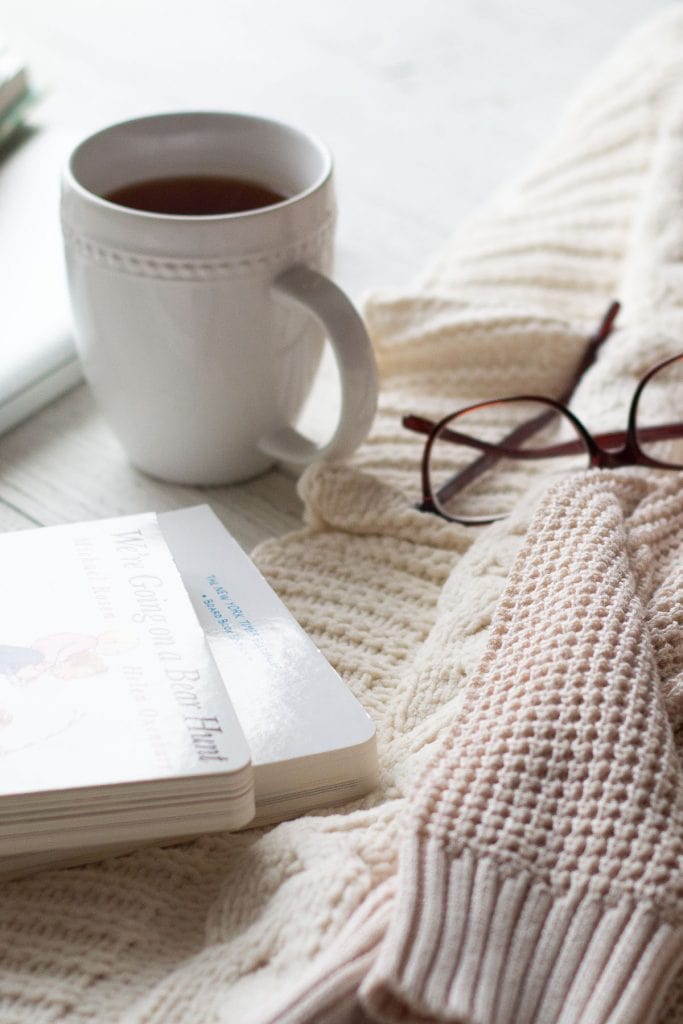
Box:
[0,0,667,549]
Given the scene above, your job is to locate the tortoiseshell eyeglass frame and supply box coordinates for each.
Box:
[402,302,683,524]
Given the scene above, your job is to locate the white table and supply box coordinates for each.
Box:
[0,0,666,549]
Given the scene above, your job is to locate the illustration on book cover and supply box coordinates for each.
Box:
[0,512,239,789]
[0,630,139,756]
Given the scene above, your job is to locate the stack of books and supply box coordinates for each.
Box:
[0,43,35,148]
[0,506,377,877]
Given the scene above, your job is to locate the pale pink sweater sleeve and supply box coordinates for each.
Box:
[269,472,683,1024]
[361,472,683,1024]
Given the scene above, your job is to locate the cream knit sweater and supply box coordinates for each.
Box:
[3,9,683,1024]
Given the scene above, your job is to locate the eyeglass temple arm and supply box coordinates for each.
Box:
[512,422,683,459]
[401,301,622,444]
[556,300,620,403]
[405,301,621,508]
[448,419,683,460]
[405,418,683,460]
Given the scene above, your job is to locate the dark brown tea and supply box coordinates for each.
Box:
[103,174,287,215]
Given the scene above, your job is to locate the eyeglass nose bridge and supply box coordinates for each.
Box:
[588,428,640,469]
[589,445,620,469]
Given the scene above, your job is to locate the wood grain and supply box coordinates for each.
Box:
[0,385,303,550]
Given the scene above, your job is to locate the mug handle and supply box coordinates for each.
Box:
[258,264,379,464]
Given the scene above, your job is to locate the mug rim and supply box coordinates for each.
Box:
[64,110,333,223]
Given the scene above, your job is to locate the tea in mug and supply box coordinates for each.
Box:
[104,174,286,216]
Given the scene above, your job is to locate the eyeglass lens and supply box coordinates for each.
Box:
[429,398,592,522]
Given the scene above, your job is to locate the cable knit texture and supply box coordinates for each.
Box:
[3,9,683,1024]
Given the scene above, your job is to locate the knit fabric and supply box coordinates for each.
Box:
[368,473,683,1024]
[269,472,683,1024]
[2,8,683,1024]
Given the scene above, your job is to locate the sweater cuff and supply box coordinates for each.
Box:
[361,840,683,1024]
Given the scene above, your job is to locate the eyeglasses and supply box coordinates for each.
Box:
[402,301,683,524]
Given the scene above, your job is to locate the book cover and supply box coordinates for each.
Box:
[0,512,254,862]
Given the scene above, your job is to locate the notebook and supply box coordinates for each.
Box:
[0,123,82,435]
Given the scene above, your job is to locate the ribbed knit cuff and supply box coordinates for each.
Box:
[361,839,683,1024]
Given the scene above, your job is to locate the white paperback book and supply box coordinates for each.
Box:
[159,505,378,825]
[0,512,254,875]
[0,506,377,877]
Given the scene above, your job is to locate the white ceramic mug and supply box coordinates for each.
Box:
[60,112,378,485]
